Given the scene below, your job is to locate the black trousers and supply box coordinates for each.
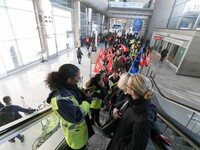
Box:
[90,108,101,125]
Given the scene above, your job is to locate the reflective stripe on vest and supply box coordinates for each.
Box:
[52,95,86,130]
[50,94,90,149]
[90,90,102,109]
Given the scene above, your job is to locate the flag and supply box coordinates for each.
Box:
[108,47,113,55]
[135,47,143,63]
[140,56,145,66]
[106,59,113,73]
[94,59,102,73]
[120,44,129,52]
[129,45,144,74]
[129,61,139,74]
[98,48,104,60]
[145,53,151,67]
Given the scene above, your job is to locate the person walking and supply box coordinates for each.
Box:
[1,96,36,143]
[160,49,169,62]
[45,64,94,150]
[77,47,83,64]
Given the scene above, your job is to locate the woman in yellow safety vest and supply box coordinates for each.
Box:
[45,64,94,150]
[85,72,107,127]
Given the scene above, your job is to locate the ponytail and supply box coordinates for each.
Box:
[45,72,62,90]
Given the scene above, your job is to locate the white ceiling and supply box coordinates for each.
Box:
[80,0,108,14]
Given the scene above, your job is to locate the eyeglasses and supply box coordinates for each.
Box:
[125,84,134,91]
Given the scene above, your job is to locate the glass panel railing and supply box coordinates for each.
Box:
[0,107,62,150]
[149,76,200,149]
[108,1,154,9]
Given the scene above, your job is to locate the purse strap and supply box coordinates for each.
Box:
[119,100,130,114]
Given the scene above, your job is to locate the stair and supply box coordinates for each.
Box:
[156,117,195,150]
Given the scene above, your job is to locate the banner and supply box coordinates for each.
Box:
[145,53,151,67]
[129,45,144,74]
[132,18,143,32]
[120,44,129,52]
[106,59,113,73]
[98,48,104,60]
[94,59,102,73]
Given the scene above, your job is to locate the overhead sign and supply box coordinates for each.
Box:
[163,37,183,46]
[154,35,163,40]
[132,18,143,32]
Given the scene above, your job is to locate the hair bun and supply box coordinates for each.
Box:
[144,89,153,100]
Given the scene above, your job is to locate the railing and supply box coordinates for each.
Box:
[149,75,200,149]
[0,107,53,146]
[0,77,199,149]
[108,1,154,9]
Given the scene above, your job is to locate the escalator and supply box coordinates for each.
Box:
[0,77,199,150]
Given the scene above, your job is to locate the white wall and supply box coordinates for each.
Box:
[0,0,41,75]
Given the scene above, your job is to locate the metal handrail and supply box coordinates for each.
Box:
[149,76,200,149]
[0,106,53,144]
[149,76,200,113]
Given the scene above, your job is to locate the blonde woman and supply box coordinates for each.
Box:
[106,73,156,150]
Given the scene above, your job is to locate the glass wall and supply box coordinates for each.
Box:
[168,0,200,29]
[167,44,179,63]
[173,46,185,67]
[80,5,87,38]
[0,0,41,76]
[52,4,74,51]
[153,40,165,53]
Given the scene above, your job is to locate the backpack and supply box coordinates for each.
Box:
[0,107,16,127]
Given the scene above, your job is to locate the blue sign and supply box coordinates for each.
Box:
[132,18,143,31]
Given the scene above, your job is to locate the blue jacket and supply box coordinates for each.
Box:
[2,105,36,119]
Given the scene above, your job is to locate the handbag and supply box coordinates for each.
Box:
[102,100,129,135]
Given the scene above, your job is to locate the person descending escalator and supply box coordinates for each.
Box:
[0,96,36,143]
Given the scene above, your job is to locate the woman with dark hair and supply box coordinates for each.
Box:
[45,64,94,150]
[86,73,107,127]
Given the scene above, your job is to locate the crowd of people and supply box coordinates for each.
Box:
[0,31,171,149]
[44,32,171,150]
[45,62,171,150]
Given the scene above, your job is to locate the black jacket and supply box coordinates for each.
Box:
[107,97,157,150]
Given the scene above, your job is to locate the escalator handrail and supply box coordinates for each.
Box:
[149,76,200,113]
[154,95,200,149]
[149,76,200,149]
[0,106,53,143]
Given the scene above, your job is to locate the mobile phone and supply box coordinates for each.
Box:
[85,85,96,93]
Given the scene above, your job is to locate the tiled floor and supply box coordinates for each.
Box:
[0,46,199,149]
[0,47,92,109]
[140,50,200,110]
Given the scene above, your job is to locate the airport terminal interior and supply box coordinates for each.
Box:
[0,0,200,150]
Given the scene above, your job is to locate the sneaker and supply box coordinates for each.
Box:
[20,135,24,143]
[9,139,15,143]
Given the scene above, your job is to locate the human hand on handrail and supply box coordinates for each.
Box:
[154,133,172,147]
[113,108,122,119]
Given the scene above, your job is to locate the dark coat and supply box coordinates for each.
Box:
[77,49,83,58]
[106,97,157,150]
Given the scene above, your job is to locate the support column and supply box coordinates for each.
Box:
[74,0,80,48]
[176,17,183,29]
[193,14,200,29]
[87,8,92,36]
[101,15,105,33]
[33,0,57,60]
[106,17,110,32]
[85,8,88,36]
[96,13,101,33]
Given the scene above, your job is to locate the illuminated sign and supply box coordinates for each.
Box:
[154,35,162,40]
